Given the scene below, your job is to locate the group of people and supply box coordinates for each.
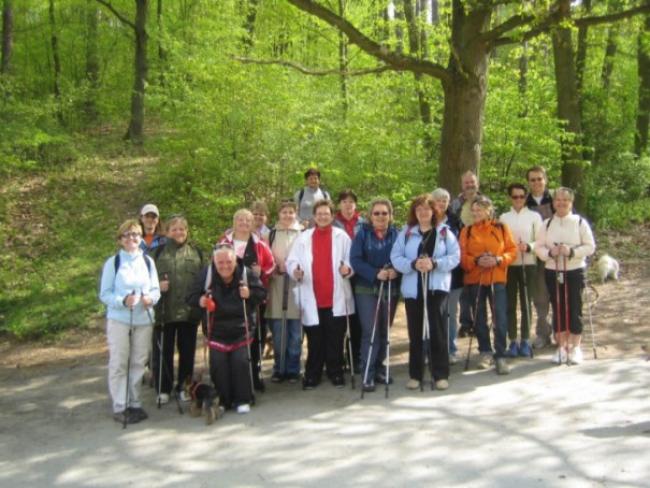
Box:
[99,166,596,425]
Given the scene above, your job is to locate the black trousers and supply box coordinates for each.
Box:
[209,346,253,409]
[250,306,266,389]
[545,268,584,335]
[303,308,346,382]
[152,321,198,394]
[405,290,449,382]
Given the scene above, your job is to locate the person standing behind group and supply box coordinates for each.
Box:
[391,194,460,391]
[535,187,595,365]
[251,201,271,241]
[294,168,331,228]
[333,189,366,374]
[266,201,303,383]
[187,245,266,414]
[151,215,205,404]
[99,219,160,424]
[525,166,555,349]
[139,204,166,253]
[350,198,400,392]
[286,200,354,390]
[460,196,517,375]
[430,188,464,365]
[499,184,543,359]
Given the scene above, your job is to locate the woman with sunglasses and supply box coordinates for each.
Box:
[391,194,460,391]
[100,219,160,424]
[499,184,543,359]
[350,198,400,392]
[151,215,205,404]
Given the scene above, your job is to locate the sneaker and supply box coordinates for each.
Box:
[127,407,148,423]
[551,347,568,364]
[406,378,420,390]
[362,381,376,393]
[435,379,449,390]
[569,346,584,365]
[449,353,459,365]
[236,403,251,414]
[302,377,319,390]
[519,340,533,358]
[286,373,300,384]
[271,372,284,383]
[374,372,394,385]
[331,375,345,389]
[506,341,519,358]
[477,353,493,370]
[113,411,129,424]
[157,393,170,405]
[495,358,510,375]
[533,335,551,349]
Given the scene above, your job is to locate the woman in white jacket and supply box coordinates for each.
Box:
[535,187,595,365]
[286,200,355,390]
[499,183,543,358]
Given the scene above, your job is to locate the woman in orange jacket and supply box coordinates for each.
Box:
[460,196,517,374]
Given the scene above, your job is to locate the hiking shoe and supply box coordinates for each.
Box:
[435,379,449,390]
[157,393,170,405]
[302,377,319,390]
[236,403,251,414]
[362,381,376,393]
[374,372,393,385]
[449,353,460,365]
[495,358,510,375]
[331,375,345,389]
[551,347,568,364]
[406,378,420,390]
[477,352,493,370]
[127,407,148,423]
[569,346,584,365]
[519,340,533,358]
[271,372,284,383]
[113,411,130,424]
[506,341,519,358]
[533,335,551,349]
[286,373,300,384]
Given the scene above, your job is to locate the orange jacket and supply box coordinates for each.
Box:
[460,220,517,285]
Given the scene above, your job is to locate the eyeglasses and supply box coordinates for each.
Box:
[372,211,389,216]
[529,177,544,182]
[511,195,526,200]
[121,232,142,239]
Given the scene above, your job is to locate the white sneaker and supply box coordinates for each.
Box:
[406,378,420,390]
[449,353,459,365]
[551,347,568,365]
[236,403,251,414]
[157,393,170,405]
[569,346,584,365]
[477,353,493,370]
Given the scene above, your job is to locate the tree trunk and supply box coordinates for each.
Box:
[157,0,166,86]
[337,0,348,116]
[126,0,148,143]
[518,41,528,117]
[438,2,491,194]
[84,0,99,122]
[635,15,650,155]
[48,0,61,101]
[601,26,618,91]
[551,0,584,210]
[575,0,591,96]
[1,0,12,74]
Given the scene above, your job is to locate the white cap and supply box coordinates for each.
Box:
[140,204,160,217]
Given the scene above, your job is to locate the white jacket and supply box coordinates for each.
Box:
[286,226,355,326]
[499,207,543,266]
[535,213,595,271]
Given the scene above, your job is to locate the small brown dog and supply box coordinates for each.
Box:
[184,374,223,425]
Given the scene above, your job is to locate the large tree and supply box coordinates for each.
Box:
[284,1,650,194]
[1,0,12,74]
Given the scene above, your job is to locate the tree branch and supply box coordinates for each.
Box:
[232,56,391,76]
[94,0,135,30]
[478,13,535,44]
[574,4,650,28]
[286,0,451,84]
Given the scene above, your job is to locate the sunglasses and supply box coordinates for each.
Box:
[372,211,389,216]
[121,231,142,239]
[511,195,526,200]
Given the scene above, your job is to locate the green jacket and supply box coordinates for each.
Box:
[153,240,204,325]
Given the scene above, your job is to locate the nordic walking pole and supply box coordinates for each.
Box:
[554,249,563,365]
[464,270,484,372]
[385,273,393,399]
[123,290,136,429]
[563,251,571,366]
[241,266,256,405]
[520,245,532,357]
[280,271,290,378]
[420,266,433,391]
[296,264,304,377]
[361,279,385,399]
[157,274,167,409]
[341,261,356,389]
[252,262,265,393]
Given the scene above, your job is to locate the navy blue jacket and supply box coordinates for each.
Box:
[350,223,400,295]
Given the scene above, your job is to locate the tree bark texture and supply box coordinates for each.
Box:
[1,0,12,74]
[635,15,650,155]
[126,0,148,143]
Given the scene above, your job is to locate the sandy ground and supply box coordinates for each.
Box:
[0,260,648,488]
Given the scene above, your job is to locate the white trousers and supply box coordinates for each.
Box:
[106,319,152,413]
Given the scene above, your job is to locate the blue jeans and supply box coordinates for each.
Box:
[269,318,302,376]
[467,283,508,358]
[355,292,397,384]
[447,287,462,355]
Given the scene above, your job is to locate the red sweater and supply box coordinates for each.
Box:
[312,226,334,308]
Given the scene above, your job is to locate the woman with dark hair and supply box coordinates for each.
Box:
[391,194,460,391]
[460,196,517,375]
[139,203,166,253]
[351,197,400,392]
